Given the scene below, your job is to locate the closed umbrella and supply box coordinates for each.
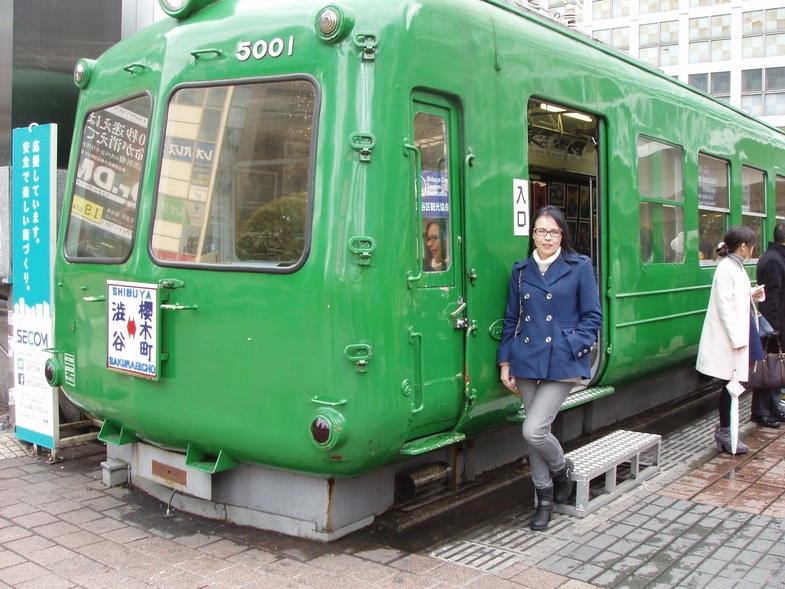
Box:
[726,372,745,455]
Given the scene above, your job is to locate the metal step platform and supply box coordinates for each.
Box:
[554,429,662,517]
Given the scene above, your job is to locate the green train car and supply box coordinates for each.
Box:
[44,0,785,538]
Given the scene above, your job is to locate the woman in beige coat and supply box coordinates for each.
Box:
[697,225,765,454]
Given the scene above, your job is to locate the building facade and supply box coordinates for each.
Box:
[543,0,785,131]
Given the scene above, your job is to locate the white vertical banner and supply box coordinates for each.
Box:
[513,178,529,237]
[11,123,58,449]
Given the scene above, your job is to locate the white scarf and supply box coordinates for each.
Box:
[533,247,562,274]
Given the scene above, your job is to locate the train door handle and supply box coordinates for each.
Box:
[450,298,466,316]
[450,297,467,329]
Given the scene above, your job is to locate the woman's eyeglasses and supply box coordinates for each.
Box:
[426,234,440,242]
[533,228,563,238]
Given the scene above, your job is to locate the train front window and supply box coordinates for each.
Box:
[151,79,316,269]
[64,95,151,261]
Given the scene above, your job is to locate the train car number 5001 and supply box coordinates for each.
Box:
[236,36,295,61]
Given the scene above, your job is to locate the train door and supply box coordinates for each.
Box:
[404,95,466,441]
[527,99,603,382]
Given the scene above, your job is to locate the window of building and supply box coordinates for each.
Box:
[742,166,766,251]
[687,72,730,102]
[689,14,731,63]
[689,73,708,93]
[640,0,678,15]
[743,9,785,59]
[594,27,629,50]
[711,71,731,102]
[612,27,630,51]
[697,154,729,265]
[741,67,785,116]
[690,0,729,7]
[639,21,679,67]
[638,137,684,264]
[593,0,630,21]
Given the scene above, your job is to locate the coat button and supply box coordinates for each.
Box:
[524,337,530,343]
[578,352,583,357]
[525,315,531,321]
[545,337,552,343]
[546,293,552,299]
[546,315,552,321]
[524,293,530,299]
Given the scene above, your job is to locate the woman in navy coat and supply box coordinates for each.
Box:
[498,205,602,531]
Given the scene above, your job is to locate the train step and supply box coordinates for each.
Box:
[506,385,616,422]
[553,429,662,517]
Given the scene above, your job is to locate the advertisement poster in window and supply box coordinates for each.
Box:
[533,181,547,212]
[566,184,579,219]
[421,170,450,218]
[73,103,148,242]
[549,182,565,208]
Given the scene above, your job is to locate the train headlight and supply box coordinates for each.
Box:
[74,59,96,89]
[315,5,354,43]
[309,408,346,450]
[44,357,62,387]
[159,0,215,19]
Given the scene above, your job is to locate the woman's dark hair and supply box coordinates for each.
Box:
[717,225,756,258]
[528,205,576,257]
[773,221,785,244]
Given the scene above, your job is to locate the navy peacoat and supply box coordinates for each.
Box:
[497,251,603,381]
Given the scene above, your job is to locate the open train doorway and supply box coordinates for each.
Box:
[527,98,603,383]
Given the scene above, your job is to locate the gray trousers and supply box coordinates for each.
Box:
[518,379,572,490]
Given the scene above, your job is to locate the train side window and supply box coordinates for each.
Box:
[742,166,766,254]
[151,79,316,269]
[776,175,785,221]
[637,136,684,264]
[64,95,151,261]
[414,112,451,274]
[697,153,730,265]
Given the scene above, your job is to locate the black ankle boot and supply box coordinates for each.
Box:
[552,458,574,504]
[530,486,554,531]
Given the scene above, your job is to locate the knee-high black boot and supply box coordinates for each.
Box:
[530,486,554,531]
[552,457,574,504]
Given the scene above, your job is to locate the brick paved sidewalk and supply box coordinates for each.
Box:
[1,395,784,589]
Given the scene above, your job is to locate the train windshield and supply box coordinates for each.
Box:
[151,79,316,268]
[64,95,151,260]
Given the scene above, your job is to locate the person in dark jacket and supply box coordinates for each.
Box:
[497,205,602,531]
[752,222,785,428]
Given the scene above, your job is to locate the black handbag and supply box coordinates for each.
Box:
[748,336,785,389]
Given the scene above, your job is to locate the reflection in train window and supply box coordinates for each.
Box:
[64,95,151,261]
[742,166,766,253]
[697,153,729,265]
[415,111,451,273]
[151,79,316,269]
[637,136,684,264]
